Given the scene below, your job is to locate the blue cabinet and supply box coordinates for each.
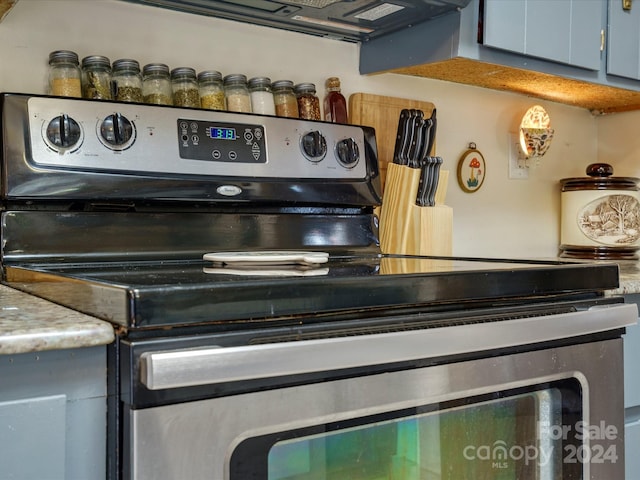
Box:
[360,0,640,113]
[627,420,640,478]
[483,0,603,70]
[0,347,108,479]
[607,0,640,80]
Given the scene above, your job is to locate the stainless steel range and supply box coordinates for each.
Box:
[1,93,637,480]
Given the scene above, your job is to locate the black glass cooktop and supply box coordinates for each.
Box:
[3,255,620,330]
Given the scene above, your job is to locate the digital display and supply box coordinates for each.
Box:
[208,127,236,140]
[178,119,265,164]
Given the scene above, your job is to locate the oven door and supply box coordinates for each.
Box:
[122,303,636,480]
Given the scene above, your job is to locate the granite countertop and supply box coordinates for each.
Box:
[610,260,640,296]
[0,284,114,355]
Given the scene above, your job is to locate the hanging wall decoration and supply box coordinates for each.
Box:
[457,142,486,193]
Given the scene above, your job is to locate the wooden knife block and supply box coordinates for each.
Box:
[379,163,452,256]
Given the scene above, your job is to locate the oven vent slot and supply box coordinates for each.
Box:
[250,306,577,344]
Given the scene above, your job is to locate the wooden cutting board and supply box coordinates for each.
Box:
[348,93,436,189]
[349,93,450,257]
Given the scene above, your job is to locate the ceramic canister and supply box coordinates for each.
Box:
[560,163,640,259]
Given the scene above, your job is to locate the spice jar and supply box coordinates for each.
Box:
[294,82,320,120]
[112,59,143,103]
[142,63,172,105]
[248,77,275,115]
[81,55,112,100]
[223,74,252,113]
[272,80,299,118]
[171,67,200,108]
[48,50,82,98]
[198,70,225,110]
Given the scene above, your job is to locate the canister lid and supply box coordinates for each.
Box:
[112,59,141,74]
[49,50,79,65]
[81,55,111,70]
[143,63,170,77]
[198,70,223,83]
[271,79,294,90]
[170,67,197,81]
[247,76,272,89]
[223,74,248,86]
[560,163,640,191]
[294,82,317,94]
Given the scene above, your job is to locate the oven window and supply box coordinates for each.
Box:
[230,380,582,479]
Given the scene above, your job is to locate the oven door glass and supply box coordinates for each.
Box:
[231,380,586,479]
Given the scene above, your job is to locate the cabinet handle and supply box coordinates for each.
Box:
[601,29,605,51]
[623,0,632,11]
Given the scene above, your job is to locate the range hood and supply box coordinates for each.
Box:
[123,0,471,42]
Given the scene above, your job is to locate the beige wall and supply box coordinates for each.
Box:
[0,0,608,258]
[597,110,640,178]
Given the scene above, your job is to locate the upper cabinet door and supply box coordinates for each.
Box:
[607,0,640,80]
[483,0,604,71]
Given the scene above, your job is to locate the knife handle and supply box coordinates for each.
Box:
[393,109,411,165]
[408,117,425,168]
[399,110,417,166]
[428,157,443,207]
[426,109,437,157]
[416,159,431,206]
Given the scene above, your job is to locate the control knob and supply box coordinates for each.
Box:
[45,114,82,151]
[99,112,135,149]
[300,130,327,162]
[335,138,359,168]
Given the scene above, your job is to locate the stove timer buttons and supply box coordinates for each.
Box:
[98,112,136,150]
[44,113,84,153]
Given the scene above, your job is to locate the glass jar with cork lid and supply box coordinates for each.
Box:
[48,50,82,98]
[323,76,347,123]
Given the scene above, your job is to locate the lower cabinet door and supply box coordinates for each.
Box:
[0,394,66,479]
[626,419,640,478]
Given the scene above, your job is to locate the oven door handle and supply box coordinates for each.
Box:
[139,302,638,390]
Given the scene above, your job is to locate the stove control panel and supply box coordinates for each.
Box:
[26,97,368,180]
[178,119,266,164]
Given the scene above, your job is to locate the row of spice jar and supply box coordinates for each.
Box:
[48,50,323,120]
